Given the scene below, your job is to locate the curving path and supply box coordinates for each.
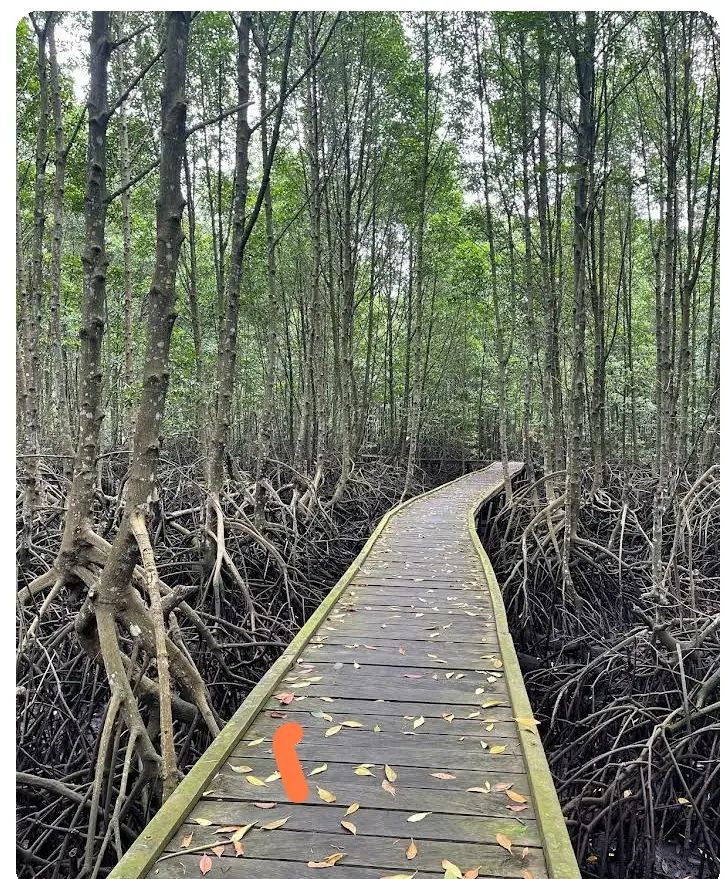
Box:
[110,463,580,879]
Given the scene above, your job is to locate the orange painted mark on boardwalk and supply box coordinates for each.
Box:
[272,721,309,803]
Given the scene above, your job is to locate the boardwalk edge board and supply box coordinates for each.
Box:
[108,466,507,879]
[468,496,582,879]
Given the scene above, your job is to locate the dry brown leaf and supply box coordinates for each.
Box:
[463,868,481,879]
[180,832,193,848]
[523,872,535,879]
[307,852,345,868]
[199,854,213,875]
[233,841,244,857]
[406,838,417,860]
[495,832,514,855]
[211,845,225,857]
[340,820,357,835]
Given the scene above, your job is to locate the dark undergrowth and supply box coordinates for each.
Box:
[482,463,720,879]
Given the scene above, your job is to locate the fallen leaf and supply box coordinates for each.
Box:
[463,869,481,879]
[181,833,193,848]
[193,817,212,826]
[404,674,423,679]
[442,860,463,879]
[311,709,333,721]
[493,782,512,791]
[384,765,397,782]
[247,737,265,747]
[341,720,363,728]
[199,853,213,874]
[677,797,690,805]
[215,826,240,833]
[275,692,295,705]
[521,847,530,860]
[230,764,253,774]
[325,725,342,737]
[354,766,375,776]
[489,745,507,755]
[407,812,431,823]
[317,786,337,803]
[442,713,455,723]
[430,772,456,780]
[514,716,541,733]
[406,839,417,860]
[309,764,328,776]
[211,845,225,857]
[466,787,487,793]
[495,833,513,855]
[523,872,535,879]
[507,804,529,813]
[373,724,381,733]
[270,711,287,719]
[231,824,255,842]
[481,701,502,709]
[253,802,277,809]
[413,716,425,729]
[307,852,345,868]
[261,817,289,830]
[506,790,527,803]
[380,874,416,879]
[340,820,357,835]
[233,841,244,856]
[265,771,281,782]
[345,802,360,816]
[245,776,266,787]
[382,779,396,796]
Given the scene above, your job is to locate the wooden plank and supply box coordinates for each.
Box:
[163,828,547,877]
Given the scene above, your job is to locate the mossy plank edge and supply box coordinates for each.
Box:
[108,463,508,879]
[468,494,582,879]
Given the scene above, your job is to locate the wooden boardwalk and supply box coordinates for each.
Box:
[110,463,580,879]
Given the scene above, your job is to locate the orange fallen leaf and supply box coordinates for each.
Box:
[505,790,527,803]
[406,838,417,859]
[495,832,514,855]
[463,869,481,879]
[233,841,244,856]
[523,872,535,879]
[211,845,225,857]
[307,852,345,868]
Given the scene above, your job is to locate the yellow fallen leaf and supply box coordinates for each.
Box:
[380,874,416,879]
[442,713,455,723]
[341,720,363,728]
[481,700,502,709]
[407,812,431,822]
[406,838,417,860]
[317,786,336,803]
[340,820,357,835]
[413,716,425,728]
[354,766,375,776]
[265,771,281,782]
[373,724,381,733]
[489,745,507,754]
[345,802,360,816]
[677,797,690,805]
[193,817,212,826]
[245,776,267,786]
[505,790,527,803]
[247,737,265,747]
[515,716,541,733]
[309,764,328,776]
[384,765,397,782]
[495,832,513,854]
[261,817,288,830]
[442,860,463,878]
[325,725,342,737]
[231,823,255,842]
